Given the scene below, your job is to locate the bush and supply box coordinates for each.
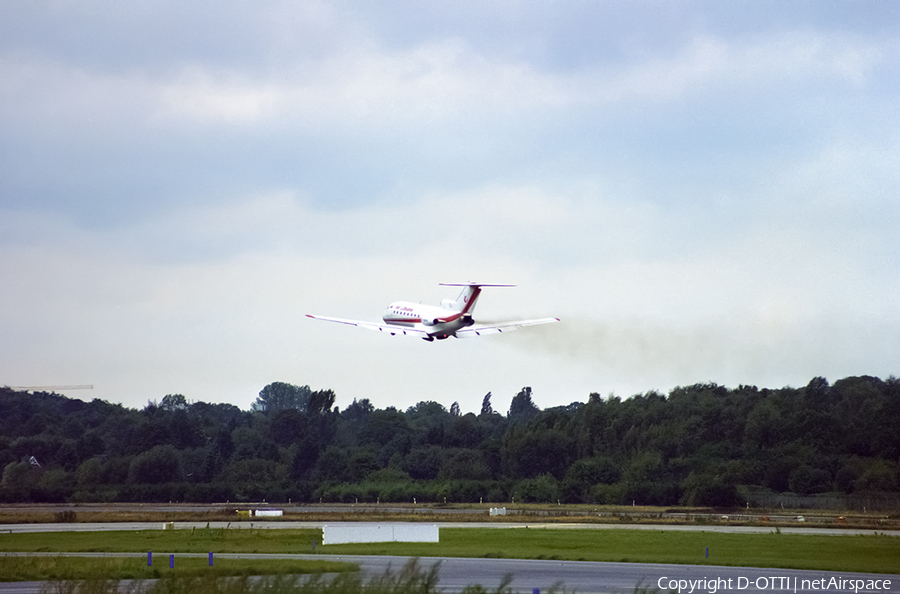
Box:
[53,510,77,523]
[512,474,559,503]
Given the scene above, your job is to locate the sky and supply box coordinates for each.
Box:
[1,1,898,416]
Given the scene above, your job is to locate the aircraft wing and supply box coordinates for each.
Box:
[456,317,561,338]
[305,314,431,337]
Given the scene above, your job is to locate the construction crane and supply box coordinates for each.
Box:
[5,385,93,392]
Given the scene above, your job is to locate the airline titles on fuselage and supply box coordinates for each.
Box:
[384,304,422,324]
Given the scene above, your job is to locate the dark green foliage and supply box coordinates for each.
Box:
[252,382,312,414]
[438,449,491,480]
[480,392,494,416]
[269,409,305,446]
[1,376,899,505]
[561,457,620,503]
[507,387,539,424]
[788,465,832,495]
[513,474,560,503]
[404,446,444,480]
[128,445,181,484]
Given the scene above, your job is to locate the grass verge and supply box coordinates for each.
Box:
[36,559,446,594]
[0,556,356,582]
[0,527,321,555]
[0,527,897,575]
[325,527,900,574]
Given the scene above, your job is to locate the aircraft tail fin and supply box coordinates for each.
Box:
[439,283,514,313]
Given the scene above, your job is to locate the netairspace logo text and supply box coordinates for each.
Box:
[657,576,893,593]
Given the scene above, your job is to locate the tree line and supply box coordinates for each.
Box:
[1,376,898,507]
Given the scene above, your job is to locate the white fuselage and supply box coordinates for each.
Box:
[382,301,473,339]
[381,285,482,340]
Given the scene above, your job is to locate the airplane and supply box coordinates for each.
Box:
[306,283,560,341]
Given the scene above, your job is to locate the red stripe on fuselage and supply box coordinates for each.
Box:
[383,287,479,328]
[459,287,482,315]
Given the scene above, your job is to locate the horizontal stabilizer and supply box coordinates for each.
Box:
[439,283,515,287]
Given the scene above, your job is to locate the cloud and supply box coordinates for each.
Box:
[7,26,879,132]
[146,30,884,134]
[159,67,284,125]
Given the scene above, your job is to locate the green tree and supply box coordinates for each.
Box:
[160,394,188,412]
[1,461,38,499]
[561,456,620,503]
[404,446,444,480]
[343,398,374,421]
[835,465,860,494]
[252,383,311,414]
[439,449,491,480]
[681,471,739,507]
[347,448,381,482]
[35,468,71,502]
[128,445,181,484]
[788,465,832,495]
[308,389,336,415]
[314,446,351,483]
[514,473,559,503]
[446,413,483,449]
[856,459,899,492]
[269,409,304,446]
[222,458,286,486]
[503,425,573,479]
[75,457,103,488]
[480,392,493,416]
[405,401,449,446]
[360,409,411,447]
[508,387,539,424]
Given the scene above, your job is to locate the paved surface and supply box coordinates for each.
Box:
[0,553,897,593]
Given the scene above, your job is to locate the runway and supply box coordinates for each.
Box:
[0,552,897,594]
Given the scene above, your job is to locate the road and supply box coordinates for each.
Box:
[0,552,897,594]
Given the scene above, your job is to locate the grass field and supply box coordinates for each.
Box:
[1,527,898,575]
[28,559,442,594]
[0,555,356,582]
[0,527,322,555]
[328,528,900,574]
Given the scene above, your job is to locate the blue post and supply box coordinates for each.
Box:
[209,552,213,566]
[170,554,174,568]
[313,539,316,552]
[148,552,152,566]
[705,547,709,558]
[533,589,540,594]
